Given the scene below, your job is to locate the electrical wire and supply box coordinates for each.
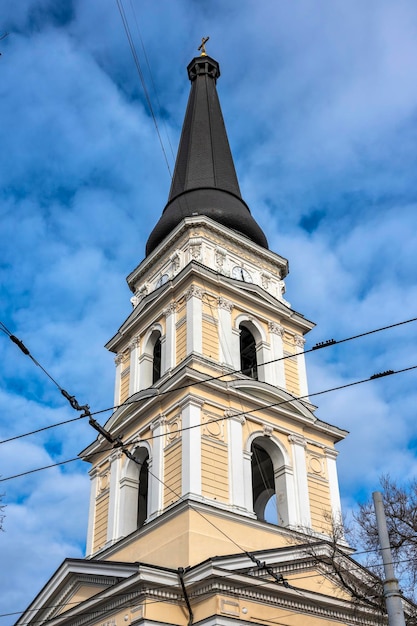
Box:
[2,316,416,446]
[4,546,415,624]
[115,0,172,177]
[1,362,416,475]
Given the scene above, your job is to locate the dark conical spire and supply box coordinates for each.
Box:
[145,55,268,256]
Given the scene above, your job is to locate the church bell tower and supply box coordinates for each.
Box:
[81,52,346,568]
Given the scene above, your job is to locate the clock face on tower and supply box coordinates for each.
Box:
[232,266,253,283]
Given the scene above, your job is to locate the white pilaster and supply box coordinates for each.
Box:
[129,337,140,396]
[294,335,309,398]
[86,467,98,556]
[325,447,343,522]
[186,286,203,355]
[118,466,139,538]
[114,354,123,406]
[164,303,177,372]
[217,297,234,367]
[288,434,311,528]
[226,411,247,512]
[107,449,123,543]
[268,322,286,388]
[181,396,203,497]
[148,415,166,518]
[242,448,253,513]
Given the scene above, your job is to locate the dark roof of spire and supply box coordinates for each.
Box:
[145,55,268,256]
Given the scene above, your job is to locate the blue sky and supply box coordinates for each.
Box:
[1,0,417,621]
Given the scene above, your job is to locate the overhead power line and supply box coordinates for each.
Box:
[1,362,416,483]
[1,316,416,446]
[115,0,172,177]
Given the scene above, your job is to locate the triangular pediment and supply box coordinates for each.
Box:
[16,559,137,626]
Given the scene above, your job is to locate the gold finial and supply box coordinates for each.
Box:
[198,36,209,56]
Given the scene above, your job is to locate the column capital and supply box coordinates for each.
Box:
[294,334,306,348]
[324,447,338,460]
[109,448,124,463]
[150,414,166,431]
[268,321,284,336]
[179,394,205,410]
[129,336,140,350]
[185,285,204,300]
[224,409,245,424]
[163,301,178,316]
[218,297,233,312]
[288,434,307,448]
[115,353,123,366]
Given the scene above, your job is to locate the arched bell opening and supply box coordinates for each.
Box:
[239,323,258,380]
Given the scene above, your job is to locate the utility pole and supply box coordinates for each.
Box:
[372,491,406,626]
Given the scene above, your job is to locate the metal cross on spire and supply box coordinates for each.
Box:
[198,36,209,56]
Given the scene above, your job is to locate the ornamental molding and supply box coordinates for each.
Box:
[114,353,123,366]
[263,424,273,438]
[185,285,204,300]
[170,250,181,272]
[268,321,284,336]
[224,409,245,424]
[150,414,166,432]
[109,449,124,463]
[189,237,202,261]
[128,336,140,350]
[163,301,178,316]
[218,296,234,312]
[324,447,338,460]
[261,271,271,290]
[294,334,306,348]
[288,434,307,448]
[202,411,224,440]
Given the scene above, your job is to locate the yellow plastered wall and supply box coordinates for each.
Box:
[119,349,130,403]
[176,298,187,365]
[93,465,110,552]
[283,332,300,396]
[306,449,332,532]
[164,440,182,507]
[201,439,229,502]
[202,318,219,360]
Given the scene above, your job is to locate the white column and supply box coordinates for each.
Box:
[107,449,123,543]
[218,298,234,367]
[294,335,309,398]
[288,434,311,528]
[163,303,177,373]
[181,396,203,497]
[114,354,123,406]
[86,467,98,556]
[268,322,286,388]
[325,447,343,522]
[227,412,247,512]
[186,286,203,355]
[129,337,140,396]
[148,415,166,518]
